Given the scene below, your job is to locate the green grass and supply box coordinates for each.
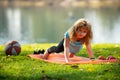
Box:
[0,43,120,80]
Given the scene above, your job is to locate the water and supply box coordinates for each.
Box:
[0,6,120,44]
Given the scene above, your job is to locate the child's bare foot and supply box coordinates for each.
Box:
[42,50,49,59]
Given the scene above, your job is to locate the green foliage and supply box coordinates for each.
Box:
[0,43,120,80]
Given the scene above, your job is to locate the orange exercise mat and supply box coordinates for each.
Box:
[27,53,119,64]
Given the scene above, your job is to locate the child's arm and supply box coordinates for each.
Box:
[64,37,70,63]
[85,43,94,59]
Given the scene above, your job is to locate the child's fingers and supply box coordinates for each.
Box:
[90,58,95,61]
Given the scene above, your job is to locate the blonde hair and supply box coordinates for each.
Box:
[69,18,93,45]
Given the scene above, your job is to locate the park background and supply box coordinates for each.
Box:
[0,0,120,44]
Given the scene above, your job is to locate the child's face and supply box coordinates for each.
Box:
[76,28,87,39]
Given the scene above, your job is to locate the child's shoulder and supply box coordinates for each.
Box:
[64,31,70,38]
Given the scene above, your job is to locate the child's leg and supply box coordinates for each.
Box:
[47,39,64,53]
[43,39,64,59]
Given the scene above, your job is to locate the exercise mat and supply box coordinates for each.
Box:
[28,53,119,64]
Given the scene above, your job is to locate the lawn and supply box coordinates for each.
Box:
[0,43,120,80]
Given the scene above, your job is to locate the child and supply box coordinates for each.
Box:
[43,18,94,63]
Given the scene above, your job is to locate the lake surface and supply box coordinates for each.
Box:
[0,6,120,44]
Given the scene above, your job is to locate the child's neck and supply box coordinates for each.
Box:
[76,38,82,42]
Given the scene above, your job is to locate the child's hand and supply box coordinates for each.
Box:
[66,60,69,63]
[90,58,95,61]
[65,59,70,63]
[65,58,73,63]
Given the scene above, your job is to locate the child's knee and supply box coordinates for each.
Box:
[69,53,75,58]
